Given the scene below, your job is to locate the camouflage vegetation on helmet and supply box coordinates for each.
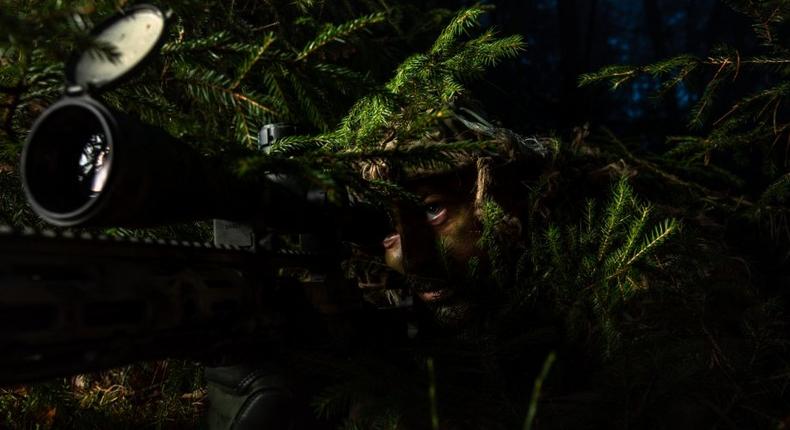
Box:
[238,5,548,211]
[355,104,554,231]
[361,105,552,180]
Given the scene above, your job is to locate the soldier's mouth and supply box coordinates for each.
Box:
[417,288,453,302]
[407,275,454,303]
[356,270,455,305]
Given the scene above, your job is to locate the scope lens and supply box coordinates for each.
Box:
[24,104,112,215]
[78,133,111,194]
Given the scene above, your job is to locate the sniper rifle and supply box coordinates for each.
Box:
[0,4,398,386]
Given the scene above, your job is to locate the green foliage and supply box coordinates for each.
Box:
[235,5,525,206]
[478,178,679,358]
[1,0,784,428]
[725,0,790,46]
[478,199,518,288]
[0,1,522,218]
[297,12,386,61]
[570,3,790,424]
[0,0,415,164]
[550,180,677,356]
[338,4,524,149]
[580,2,790,255]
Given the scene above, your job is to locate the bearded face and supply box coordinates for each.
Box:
[380,167,487,325]
[363,114,545,325]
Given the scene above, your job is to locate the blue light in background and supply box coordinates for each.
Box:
[485,0,720,126]
[675,82,694,110]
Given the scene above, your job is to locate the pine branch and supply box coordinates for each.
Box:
[430,5,490,55]
[597,177,631,261]
[176,67,278,118]
[161,31,235,53]
[759,173,790,206]
[230,33,276,89]
[296,12,385,61]
[618,204,652,266]
[623,218,678,267]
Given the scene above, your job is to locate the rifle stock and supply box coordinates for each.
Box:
[0,225,357,384]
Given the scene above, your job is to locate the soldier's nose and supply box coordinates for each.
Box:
[383,232,404,274]
[382,232,400,249]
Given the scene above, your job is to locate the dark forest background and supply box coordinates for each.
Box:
[426,0,754,134]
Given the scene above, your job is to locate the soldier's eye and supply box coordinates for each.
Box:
[425,204,447,225]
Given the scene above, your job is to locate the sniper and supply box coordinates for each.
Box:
[2,2,789,429]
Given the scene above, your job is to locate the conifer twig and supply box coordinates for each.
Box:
[523,352,556,430]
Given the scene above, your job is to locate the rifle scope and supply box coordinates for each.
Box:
[22,96,263,227]
[23,95,367,234]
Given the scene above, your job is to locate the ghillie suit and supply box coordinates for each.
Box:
[344,108,789,430]
[356,105,552,307]
[315,60,788,430]
[362,105,550,219]
[208,4,788,428]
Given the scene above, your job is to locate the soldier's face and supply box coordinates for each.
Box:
[383,169,483,303]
